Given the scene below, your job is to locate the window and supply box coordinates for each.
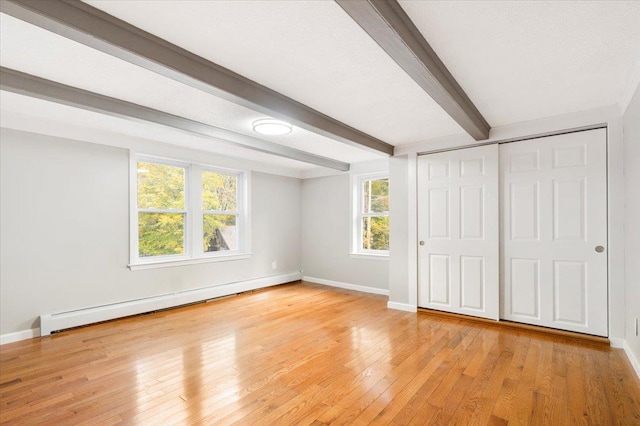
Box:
[353,173,389,256]
[131,155,249,268]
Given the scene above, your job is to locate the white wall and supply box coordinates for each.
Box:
[623,83,640,372]
[0,128,301,335]
[301,173,389,292]
[388,155,417,311]
[388,156,409,304]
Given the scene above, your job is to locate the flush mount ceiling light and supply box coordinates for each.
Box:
[252,118,293,136]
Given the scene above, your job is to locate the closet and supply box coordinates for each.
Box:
[417,128,608,336]
[417,144,499,320]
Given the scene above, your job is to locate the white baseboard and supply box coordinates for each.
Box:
[610,337,625,348]
[584,337,639,379]
[0,328,41,345]
[623,340,640,378]
[38,271,302,336]
[387,301,418,312]
[302,276,389,296]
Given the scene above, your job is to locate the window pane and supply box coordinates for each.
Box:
[138,212,185,257]
[362,216,389,251]
[203,214,237,252]
[203,171,237,211]
[137,162,185,209]
[363,178,389,213]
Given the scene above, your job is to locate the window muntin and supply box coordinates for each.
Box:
[357,175,389,254]
[131,156,247,266]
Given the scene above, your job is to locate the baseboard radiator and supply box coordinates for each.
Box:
[40,271,302,336]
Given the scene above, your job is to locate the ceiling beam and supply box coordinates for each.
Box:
[0,67,350,171]
[0,0,394,156]
[336,0,491,141]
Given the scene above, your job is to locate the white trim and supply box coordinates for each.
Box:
[619,59,640,114]
[605,115,626,343]
[350,171,357,253]
[387,301,417,312]
[0,328,41,345]
[39,271,302,336]
[395,133,474,157]
[623,340,640,379]
[407,153,418,308]
[609,337,625,348]
[395,105,619,157]
[128,254,252,271]
[349,253,389,261]
[302,276,389,296]
[612,338,640,379]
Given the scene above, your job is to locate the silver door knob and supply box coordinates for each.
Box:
[595,245,605,253]
[419,241,425,246]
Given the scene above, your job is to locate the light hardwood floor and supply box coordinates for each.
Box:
[1,281,639,425]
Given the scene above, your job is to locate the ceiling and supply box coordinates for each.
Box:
[1,1,639,176]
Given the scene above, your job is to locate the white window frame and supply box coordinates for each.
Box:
[351,172,389,258]
[129,154,251,270]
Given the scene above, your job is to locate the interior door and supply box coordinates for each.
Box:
[417,144,499,320]
[500,129,608,336]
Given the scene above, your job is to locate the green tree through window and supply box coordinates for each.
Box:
[137,162,186,257]
[202,171,238,252]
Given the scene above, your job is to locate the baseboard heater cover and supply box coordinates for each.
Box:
[40,271,302,336]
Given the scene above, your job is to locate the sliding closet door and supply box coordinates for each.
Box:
[417,144,499,320]
[500,129,608,336]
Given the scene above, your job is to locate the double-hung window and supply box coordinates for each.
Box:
[353,173,389,256]
[131,155,249,268]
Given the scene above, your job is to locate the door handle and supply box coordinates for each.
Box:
[595,245,605,253]
[419,241,425,246]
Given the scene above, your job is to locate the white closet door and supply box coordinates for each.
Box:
[417,144,499,320]
[500,129,608,336]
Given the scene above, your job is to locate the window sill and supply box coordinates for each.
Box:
[129,253,252,271]
[349,253,389,260]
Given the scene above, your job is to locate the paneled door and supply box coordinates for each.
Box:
[417,144,499,320]
[500,129,608,336]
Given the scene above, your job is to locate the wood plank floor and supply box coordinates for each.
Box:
[1,281,639,425]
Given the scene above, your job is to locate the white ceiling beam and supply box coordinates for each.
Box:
[336,0,491,140]
[0,67,350,171]
[0,0,394,156]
